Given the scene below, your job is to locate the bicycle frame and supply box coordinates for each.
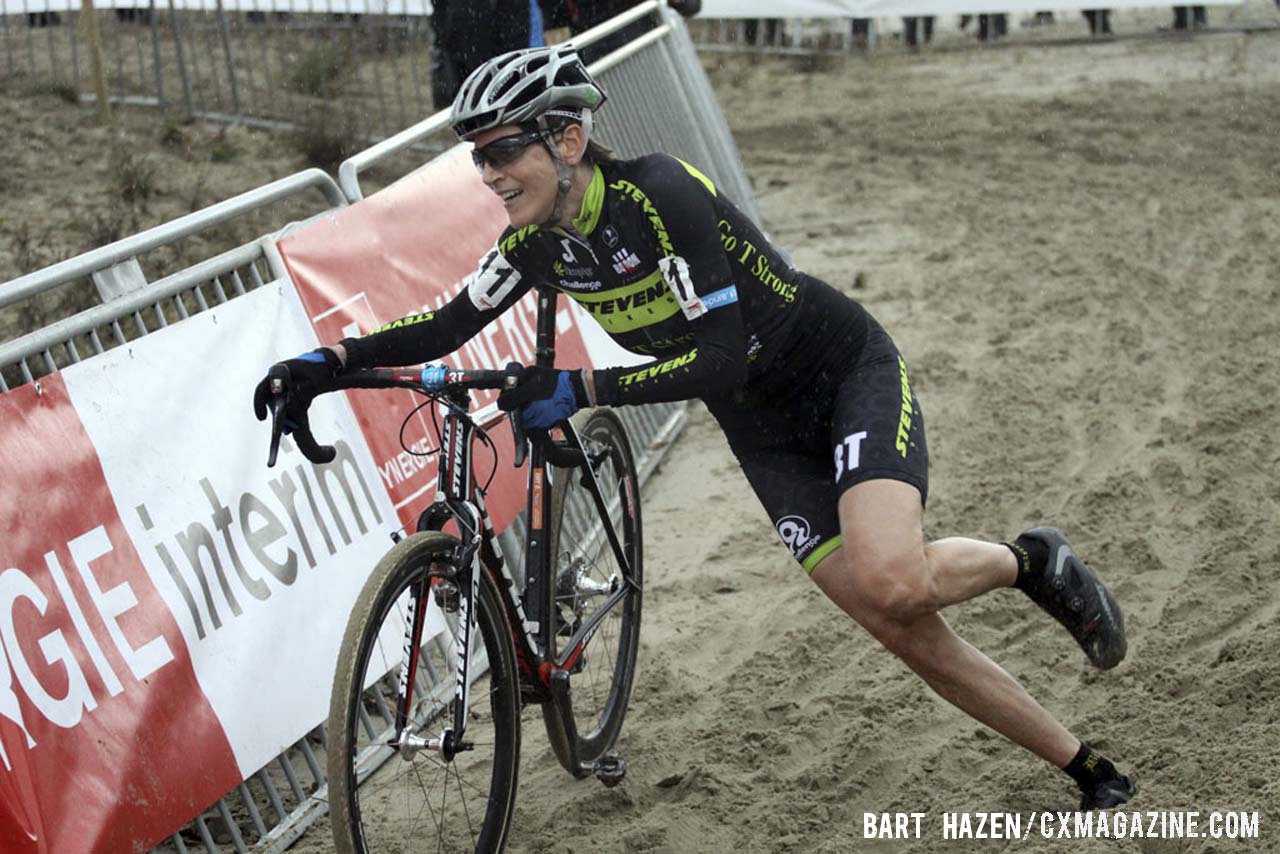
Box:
[394,287,638,768]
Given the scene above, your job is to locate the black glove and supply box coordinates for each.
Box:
[497,364,590,429]
[670,0,700,17]
[252,348,343,430]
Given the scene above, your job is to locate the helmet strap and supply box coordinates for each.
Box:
[537,115,575,229]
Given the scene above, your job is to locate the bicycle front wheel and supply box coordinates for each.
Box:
[328,531,521,854]
[543,408,643,772]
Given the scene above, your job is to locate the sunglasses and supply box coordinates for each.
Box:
[470,130,552,171]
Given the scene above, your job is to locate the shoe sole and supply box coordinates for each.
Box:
[1025,526,1127,670]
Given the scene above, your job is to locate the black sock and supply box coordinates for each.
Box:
[1063,742,1122,791]
[1005,534,1049,591]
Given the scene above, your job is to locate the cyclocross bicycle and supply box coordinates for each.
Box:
[263,290,643,854]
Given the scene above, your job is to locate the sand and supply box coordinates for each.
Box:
[6,9,1280,852]
[500,19,1280,854]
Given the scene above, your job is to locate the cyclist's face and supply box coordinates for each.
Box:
[472,124,559,229]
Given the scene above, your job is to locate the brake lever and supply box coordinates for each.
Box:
[267,369,288,468]
[509,408,529,468]
[504,364,529,467]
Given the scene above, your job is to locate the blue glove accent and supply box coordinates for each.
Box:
[519,371,580,430]
[297,350,329,363]
[421,364,450,390]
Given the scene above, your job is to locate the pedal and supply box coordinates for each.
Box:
[593,752,627,788]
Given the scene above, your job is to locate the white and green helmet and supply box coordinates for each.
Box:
[449,46,607,141]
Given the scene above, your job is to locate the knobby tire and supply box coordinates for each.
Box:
[328,531,521,854]
[542,408,644,775]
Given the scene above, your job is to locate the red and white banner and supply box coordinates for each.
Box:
[0,374,243,853]
[1,283,408,852]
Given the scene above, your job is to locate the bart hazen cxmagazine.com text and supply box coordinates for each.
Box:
[864,810,1261,841]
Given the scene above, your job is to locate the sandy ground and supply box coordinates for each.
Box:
[5,7,1280,852]
[500,19,1280,854]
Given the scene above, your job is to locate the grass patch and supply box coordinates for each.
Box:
[109,147,158,205]
[9,221,46,275]
[210,137,239,163]
[159,113,190,149]
[288,43,353,98]
[186,168,211,212]
[290,109,362,171]
[27,79,80,104]
[78,209,139,254]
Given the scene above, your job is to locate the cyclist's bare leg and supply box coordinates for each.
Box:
[810,478,1079,768]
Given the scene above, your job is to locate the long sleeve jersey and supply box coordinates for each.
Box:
[342,153,870,408]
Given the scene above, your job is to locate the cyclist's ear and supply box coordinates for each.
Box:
[557,123,587,166]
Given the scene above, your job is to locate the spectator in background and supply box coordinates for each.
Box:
[744,18,782,47]
[542,0,701,64]
[902,16,935,47]
[1082,9,1112,34]
[851,17,871,47]
[1171,5,1207,29]
[976,13,1008,40]
[431,0,543,111]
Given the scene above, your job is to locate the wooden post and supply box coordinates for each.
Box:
[80,0,112,123]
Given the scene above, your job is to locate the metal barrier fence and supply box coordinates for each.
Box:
[2,4,754,851]
[9,0,1280,127]
[2,0,438,139]
[0,168,346,391]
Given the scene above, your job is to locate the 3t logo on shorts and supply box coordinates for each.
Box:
[833,431,868,482]
[776,515,819,559]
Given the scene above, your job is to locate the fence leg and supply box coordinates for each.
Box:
[167,0,195,116]
[1,7,14,80]
[149,0,165,105]
[23,0,36,78]
[80,0,111,123]
[215,0,241,117]
[68,10,81,94]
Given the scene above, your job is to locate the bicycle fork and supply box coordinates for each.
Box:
[388,520,486,761]
[389,405,489,762]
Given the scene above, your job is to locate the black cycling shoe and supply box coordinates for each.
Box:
[1018,527,1127,670]
[1080,775,1137,810]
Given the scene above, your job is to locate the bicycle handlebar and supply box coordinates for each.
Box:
[265,363,583,470]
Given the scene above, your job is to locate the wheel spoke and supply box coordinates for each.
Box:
[407,759,444,841]
[455,761,477,846]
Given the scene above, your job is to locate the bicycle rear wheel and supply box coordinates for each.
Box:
[542,409,643,773]
[328,531,521,854]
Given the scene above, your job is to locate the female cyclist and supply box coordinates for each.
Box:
[254,45,1135,811]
